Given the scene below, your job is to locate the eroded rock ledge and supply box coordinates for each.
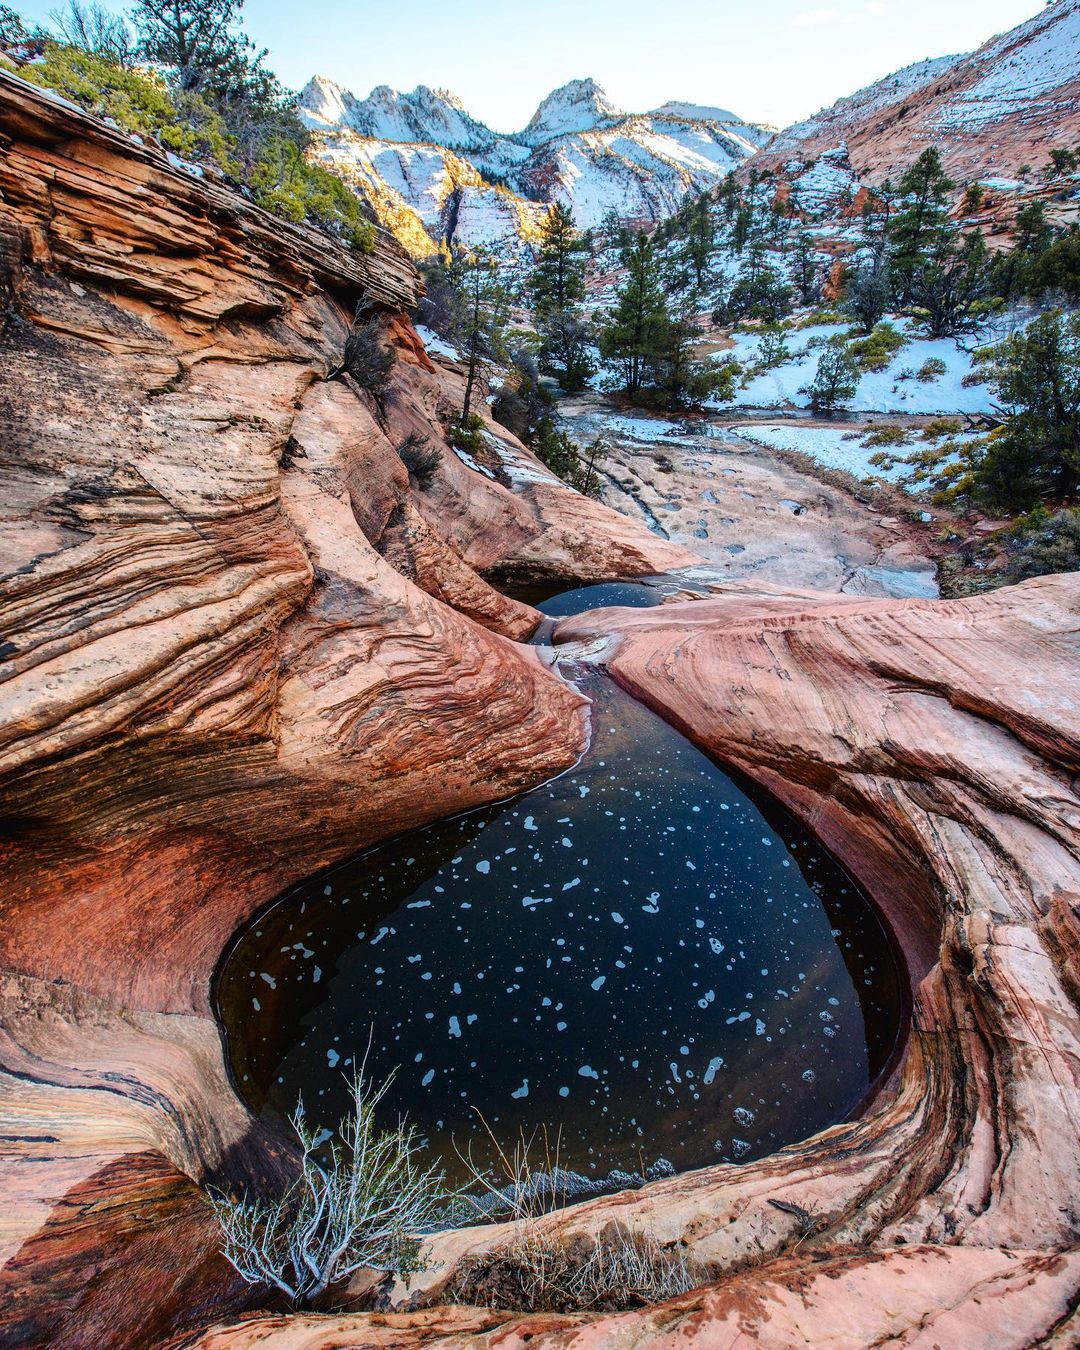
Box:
[2,69,1078,1350]
[0,71,683,1348]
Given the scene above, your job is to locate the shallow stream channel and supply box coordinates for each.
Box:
[217,581,904,1211]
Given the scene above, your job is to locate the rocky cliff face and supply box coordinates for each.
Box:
[0,69,686,1348]
[753,0,1080,186]
[299,76,767,254]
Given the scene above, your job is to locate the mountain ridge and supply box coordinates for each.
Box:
[299,74,768,254]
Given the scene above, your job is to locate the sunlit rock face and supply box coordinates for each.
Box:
[298,74,768,253]
[750,0,1080,186]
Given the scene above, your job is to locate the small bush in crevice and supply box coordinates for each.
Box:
[343,317,395,413]
[449,414,484,455]
[395,431,441,487]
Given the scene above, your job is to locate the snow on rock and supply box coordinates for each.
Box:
[300,74,766,253]
[718,321,996,417]
[415,325,462,362]
[931,0,1080,131]
[724,423,952,488]
[521,79,625,144]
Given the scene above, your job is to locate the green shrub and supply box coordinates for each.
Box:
[846,322,909,373]
[1002,506,1080,580]
[15,43,373,250]
[921,417,963,441]
[251,137,374,249]
[861,424,910,448]
[917,357,948,382]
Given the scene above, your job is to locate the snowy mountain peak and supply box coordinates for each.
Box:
[651,100,741,125]
[521,78,625,144]
[299,78,496,149]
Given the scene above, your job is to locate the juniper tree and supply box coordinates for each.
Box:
[889,149,955,306]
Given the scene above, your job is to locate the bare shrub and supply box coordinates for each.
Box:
[450,1224,701,1313]
[208,1070,445,1306]
[395,431,442,487]
[344,317,395,413]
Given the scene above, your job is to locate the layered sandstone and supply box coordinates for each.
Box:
[0,70,681,1348]
[2,63,1080,1350]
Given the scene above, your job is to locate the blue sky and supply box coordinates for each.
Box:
[15,0,1045,130]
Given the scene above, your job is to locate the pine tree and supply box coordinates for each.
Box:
[681,194,715,292]
[791,230,823,307]
[458,249,509,427]
[530,203,587,319]
[889,148,955,306]
[974,311,1080,506]
[599,231,668,397]
[131,0,244,91]
[801,342,859,412]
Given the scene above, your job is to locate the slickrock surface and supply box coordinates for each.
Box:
[559,395,937,597]
[2,66,1080,1350]
[177,576,1080,1349]
[0,71,680,1348]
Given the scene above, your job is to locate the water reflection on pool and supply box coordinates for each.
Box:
[217,678,901,1198]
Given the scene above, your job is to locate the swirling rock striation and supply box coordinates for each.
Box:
[0,70,681,1348]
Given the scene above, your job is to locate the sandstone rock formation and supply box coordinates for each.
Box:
[180,574,1080,1348]
[2,63,1080,1350]
[0,70,681,1348]
[752,0,1080,188]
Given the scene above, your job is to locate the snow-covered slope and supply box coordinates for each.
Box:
[299,76,767,255]
[753,0,1080,185]
[520,78,624,144]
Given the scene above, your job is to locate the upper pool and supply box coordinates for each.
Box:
[216,675,903,1202]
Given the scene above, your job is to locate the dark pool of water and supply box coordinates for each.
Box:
[535,582,662,617]
[504,579,663,614]
[217,676,903,1199]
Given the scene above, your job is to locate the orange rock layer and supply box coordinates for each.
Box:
[2,68,1079,1350]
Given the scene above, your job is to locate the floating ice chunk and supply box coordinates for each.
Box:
[422,1069,435,1086]
[562,878,581,891]
[578,1064,599,1080]
[259,973,276,988]
[476,860,490,874]
[703,1056,725,1085]
[449,1016,461,1038]
[524,816,538,832]
[611,911,624,924]
[327,1048,339,1068]
[511,1080,529,1100]
[591,976,606,991]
